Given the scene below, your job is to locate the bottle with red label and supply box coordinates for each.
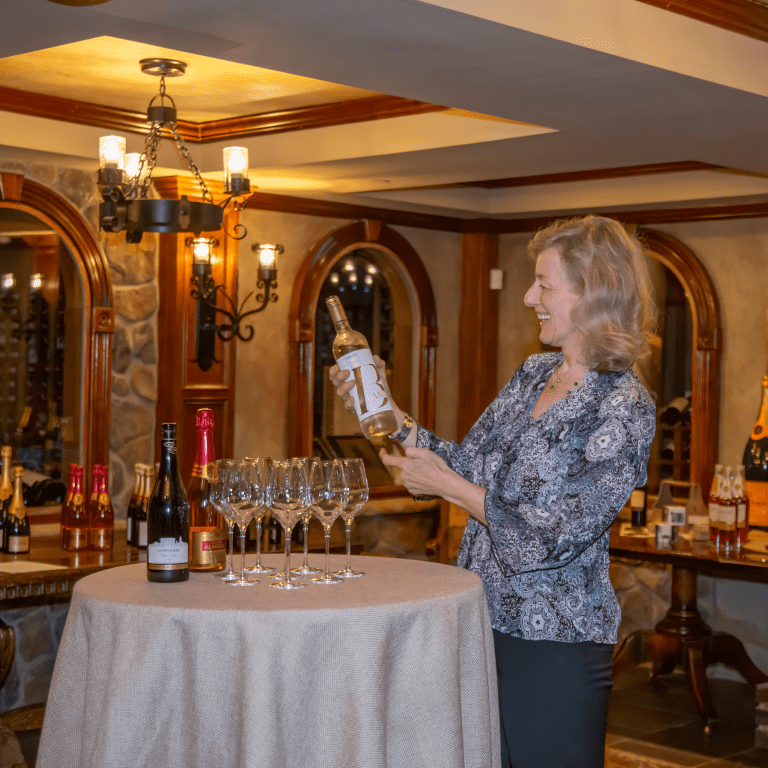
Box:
[188,409,226,572]
[61,464,88,550]
[90,464,114,551]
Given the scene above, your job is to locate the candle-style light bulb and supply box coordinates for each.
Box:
[223,146,250,194]
[99,135,126,171]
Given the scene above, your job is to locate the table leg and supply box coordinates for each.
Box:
[686,640,719,729]
[702,633,768,687]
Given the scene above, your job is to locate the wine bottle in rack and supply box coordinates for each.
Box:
[5,466,30,555]
[188,409,226,572]
[743,373,768,532]
[90,465,114,551]
[0,446,13,551]
[326,295,397,446]
[147,423,190,583]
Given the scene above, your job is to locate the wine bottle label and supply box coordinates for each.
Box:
[64,527,88,550]
[337,349,393,419]
[745,481,768,527]
[191,462,214,480]
[7,536,29,553]
[148,537,189,567]
[91,528,113,550]
[708,502,720,523]
[737,503,747,524]
[138,520,148,548]
[720,506,736,527]
[190,528,227,568]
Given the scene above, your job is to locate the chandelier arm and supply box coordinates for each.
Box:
[170,125,213,204]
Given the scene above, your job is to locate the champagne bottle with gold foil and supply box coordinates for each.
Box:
[188,409,226,571]
[326,295,397,446]
[5,466,30,554]
[0,446,13,551]
[90,465,114,551]
[133,465,150,551]
[125,464,142,546]
[61,465,88,550]
[743,373,768,531]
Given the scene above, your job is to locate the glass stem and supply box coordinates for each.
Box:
[255,520,263,566]
[239,526,246,579]
[302,519,310,567]
[227,523,235,574]
[284,527,292,585]
[345,520,352,570]
[324,528,331,578]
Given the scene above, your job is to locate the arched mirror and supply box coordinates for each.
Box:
[639,228,720,495]
[288,221,438,490]
[0,173,113,500]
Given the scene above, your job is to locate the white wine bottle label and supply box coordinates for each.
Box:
[337,349,394,419]
[708,502,719,523]
[138,521,148,548]
[720,506,736,526]
[737,502,747,524]
[7,536,29,553]
[148,538,189,567]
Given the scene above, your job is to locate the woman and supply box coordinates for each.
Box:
[330,215,657,768]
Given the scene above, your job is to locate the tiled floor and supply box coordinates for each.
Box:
[606,664,766,768]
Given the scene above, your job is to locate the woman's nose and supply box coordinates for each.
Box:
[523,283,538,306]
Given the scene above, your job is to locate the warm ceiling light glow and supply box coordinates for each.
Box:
[364,274,374,286]
[30,274,44,291]
[348,272,358,284]
[255,243,281,271]
[190,238,214,265]
[124,153,142,182]
[223,146,250,194]
[99,135,125,170]
[1,274,16,292]
[329,273,340,284]
[366,264,378,274]
[342,260,355,272]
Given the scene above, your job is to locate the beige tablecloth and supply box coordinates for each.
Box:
[37,554,500,768]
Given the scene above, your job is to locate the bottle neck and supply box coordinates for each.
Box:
[159,438,179,478]
[193,428,215,476]
[753,377,768,438]
[0,460,11,494]
[11,473,25,516]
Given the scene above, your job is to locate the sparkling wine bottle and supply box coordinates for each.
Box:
[326,295,397,446]
[719,466,737,551]
[188,409,226,572]
[708,465,722,545]
[743,375,768,531]
[125,463,142,547]
[0,446,13,551]
[133,465,150,550]
[5,466,30,555]
[61,464,88,551]
[147,423,190,583]
[733,465,749,545]
[90,464,114,551]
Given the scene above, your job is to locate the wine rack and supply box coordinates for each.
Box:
[658,422,691,482]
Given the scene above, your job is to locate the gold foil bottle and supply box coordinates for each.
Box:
[6,466,30,554]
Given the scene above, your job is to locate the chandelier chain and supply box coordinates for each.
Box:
[170,124,213,204]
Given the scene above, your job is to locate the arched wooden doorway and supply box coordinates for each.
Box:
[287,220,437,465]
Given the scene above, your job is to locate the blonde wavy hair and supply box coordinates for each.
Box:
[527,215,657,373]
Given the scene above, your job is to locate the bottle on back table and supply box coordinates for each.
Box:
[743,374,768,532]
[61,464,88,551]
[147,423,190,583]
[5,466,30,555]
[125,463,142,547]
[133,465,150,551]
[326,295,397,446]
[719,466,737,552]
[188,409,226,572]
[90,464,114,551]
[0,446,13,551]
[708,465,722,546]
[733,464,749,546]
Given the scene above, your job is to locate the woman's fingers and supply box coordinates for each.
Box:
[328,365,356,413]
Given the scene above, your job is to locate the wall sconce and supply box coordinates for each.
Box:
[188,240,281,372]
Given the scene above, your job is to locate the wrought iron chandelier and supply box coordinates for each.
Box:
[97,58,251,244]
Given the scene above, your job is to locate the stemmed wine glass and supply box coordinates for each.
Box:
[243,457,275,574]
[309,459,348,585]
[267,459,309,590]
[224,460,259,586]
[291,457,321,577]
[211,459,238,582]
[334,458,368,579]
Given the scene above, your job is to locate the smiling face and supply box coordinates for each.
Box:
[524,247,582,354]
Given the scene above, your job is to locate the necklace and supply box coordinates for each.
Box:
[548,364,581,394]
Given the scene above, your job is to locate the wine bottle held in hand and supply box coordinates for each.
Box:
[147,424,190,583]
[326,295,397,446]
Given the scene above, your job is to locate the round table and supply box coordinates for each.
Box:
[37,554,500,768]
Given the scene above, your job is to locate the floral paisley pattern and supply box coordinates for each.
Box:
[416,352,655,644]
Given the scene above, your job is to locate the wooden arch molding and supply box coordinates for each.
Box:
[0,172,113,476]
[639,227,721,493]
[287,220,438,460]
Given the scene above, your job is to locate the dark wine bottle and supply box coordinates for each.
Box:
[743,375,768,531]
[147,423,190,583]
[0,446,13,551]
[132,465,150,550]
[125,463,142,547]
[660,396,689,427]
[5,466,30,554]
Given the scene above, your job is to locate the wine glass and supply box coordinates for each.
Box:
[334,458,368,578]
[291,457,321,577]
[267,459,309,590]
[243,457,275,574]
[224,461,259,586]
[309,459,348,585]
[211,459,238,582]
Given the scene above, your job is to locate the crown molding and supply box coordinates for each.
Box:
[0,85,446,142]
[635,0,768,44]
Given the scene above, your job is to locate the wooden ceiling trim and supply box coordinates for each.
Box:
[634,0,768,44]
[0,86,446,142]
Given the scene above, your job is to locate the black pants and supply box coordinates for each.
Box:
[493,631,614,768]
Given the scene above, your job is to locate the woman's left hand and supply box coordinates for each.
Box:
[380,446,451,498]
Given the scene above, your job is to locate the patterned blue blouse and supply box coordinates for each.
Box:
[416,352,655,644]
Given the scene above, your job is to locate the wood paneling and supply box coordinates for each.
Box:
[0,86,446,142]
[0,174,113,479]
[153,176,237,478]
[457,232,499,440]
[635,0,768,44]
[287,221,437,460]
[640,228,721,494]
